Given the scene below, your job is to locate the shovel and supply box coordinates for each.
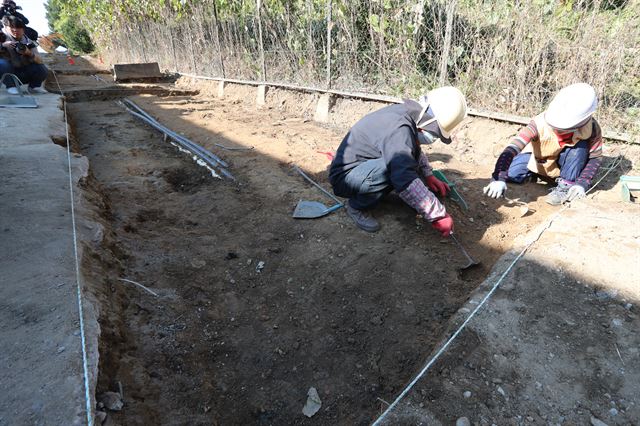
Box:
[432,170,468,210]
[449,232,481,270]
[292,166,344,219]
[293,200,343,218]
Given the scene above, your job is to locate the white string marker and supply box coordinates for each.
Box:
[53,70,94,426]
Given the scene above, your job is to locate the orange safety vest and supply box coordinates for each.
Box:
[521,113,593,178]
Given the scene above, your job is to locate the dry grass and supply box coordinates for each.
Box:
[95,1,639,138]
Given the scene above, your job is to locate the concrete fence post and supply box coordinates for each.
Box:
[257,0,267,82]
[326,0,333,89]
[212,0,226,78]
[439,0,456,85]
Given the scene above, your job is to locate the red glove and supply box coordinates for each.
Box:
[425,174,450,197]
[431,214,454,237]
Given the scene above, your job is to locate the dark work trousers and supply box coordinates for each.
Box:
[332,158,393,210]
[506,140,590,183]
[0,59,48,88]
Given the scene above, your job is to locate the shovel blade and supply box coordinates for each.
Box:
[293,200,332,219]
[450,233,481,271]
[459,260,481,271]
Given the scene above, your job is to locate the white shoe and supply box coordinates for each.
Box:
[30,85,48,94]
[7,87,19,95]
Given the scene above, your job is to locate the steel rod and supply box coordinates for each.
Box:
[122,98,230,169]
[119,101,235,180]
[450,233,479,267]
[294,165,342,205]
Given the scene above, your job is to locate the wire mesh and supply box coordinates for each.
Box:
[95,0,639,138]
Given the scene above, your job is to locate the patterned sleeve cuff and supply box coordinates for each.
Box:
[418,152,433,177]
[398,178,446,222]
[492,147,518,181]
[497,170,509,182]
[576,156,602,190]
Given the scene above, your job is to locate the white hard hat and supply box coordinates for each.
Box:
[426,86,467,138]
[545,83,597,130]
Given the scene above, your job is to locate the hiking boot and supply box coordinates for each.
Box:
[546,179,572,205]
[346,204,380,232]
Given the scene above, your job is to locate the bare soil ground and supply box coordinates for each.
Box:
[390,202,640,425]
[48,56,639,425]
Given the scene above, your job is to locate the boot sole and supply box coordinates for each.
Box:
[346,209,380,232]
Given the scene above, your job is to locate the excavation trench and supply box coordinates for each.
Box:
[64,82,556,424]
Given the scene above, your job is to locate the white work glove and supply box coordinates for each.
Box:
[567,184,586,201]
[483,180,507,199]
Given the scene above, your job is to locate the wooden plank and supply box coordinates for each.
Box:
[467,107,529,125]
[113,62,162,82]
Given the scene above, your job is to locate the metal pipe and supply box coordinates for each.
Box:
[119,101,235,180]
[125,107,229,175]
[294,165,342,205]
[122,99,231,169]
[122,106,208,161]
[122,99,228,167]
[134,109,236,181]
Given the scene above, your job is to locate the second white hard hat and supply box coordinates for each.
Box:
[545,83,597,130]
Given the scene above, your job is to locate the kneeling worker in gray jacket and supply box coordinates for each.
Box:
[329,87,467,236]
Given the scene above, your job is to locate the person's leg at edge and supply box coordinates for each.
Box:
[346,159,393,210]
[506,152,535,184]
[546,141,589,205]
[557,140,589,183]
[0,59,16,87]
[338,158,392,232]
[14,63,49,88]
